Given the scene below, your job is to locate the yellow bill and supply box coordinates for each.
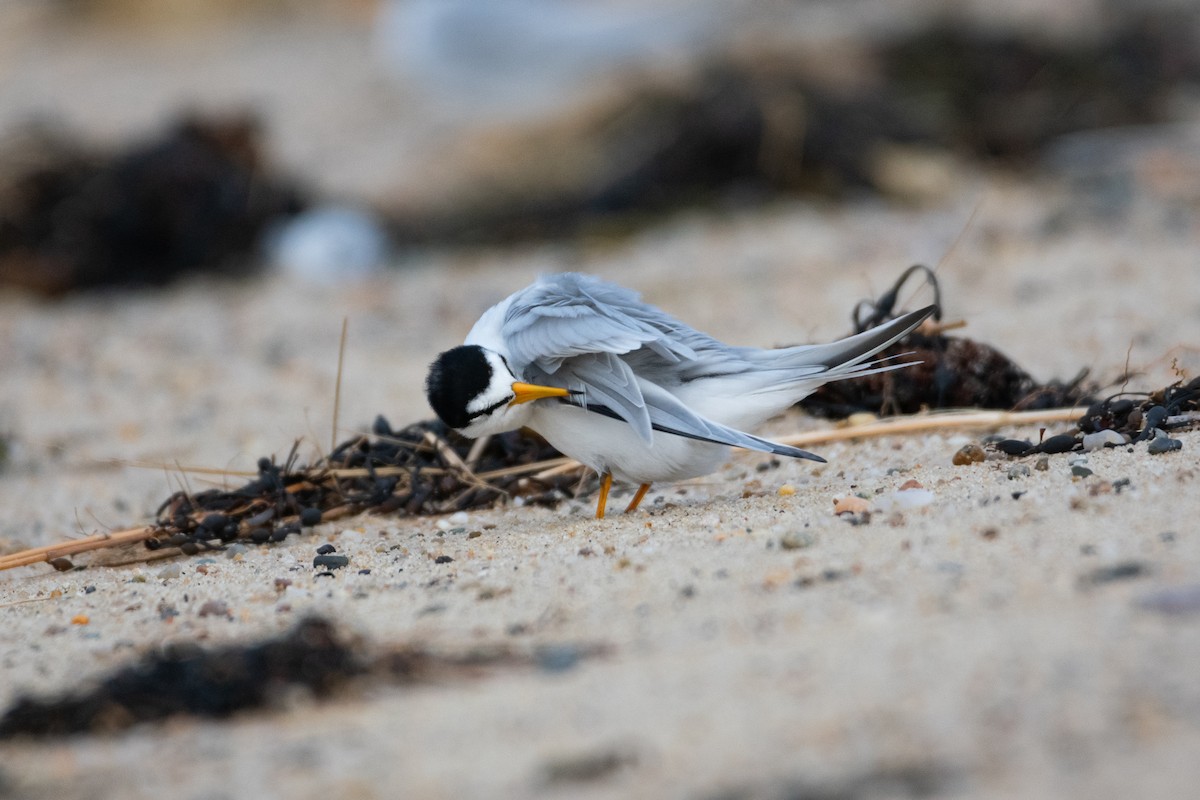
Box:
[510,382,572,405]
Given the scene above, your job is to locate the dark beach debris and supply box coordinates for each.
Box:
[0,114,306,296]
[0,617,355,736]
[987,376,1200,460]
[387,11,1200,245]
[878,15,1200,162]
[144,416,571,555]
[799,265,1096,418]
[699,762,956,800]
[540,747,637,786]
[1035,434,1080,455]
[0,616,609,738]
[803,265,1198,465]
[996,439,1034,456]
[1080,561,1151,589]
[1148,435,1183,455]
[313,554,350,570]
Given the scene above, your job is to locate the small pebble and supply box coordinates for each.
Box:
[1082,429,1126,452]
[1007,464,1030,479]
[70,614,89,625]
[1136,584,1200,616]
[467,530,483,539]
[157,564,182,581]
[1071,465,1094,478]
[434,555,454,564]
[877,488,935,512]
[1034,456,1050,471]
[535,644,585,673]
[224,544,248,559]
[541,749,632,785]
[299,507,323,527]
[313,554,350,570]
[448,511,470,525]
[316,543,337,555]
[778,484,796,496]
[1148,437,1182,455]
[197,600,229,618]
[952,443,985,465]
[780,531,816,550]
[833,496,870,515]
[1081,561,1150,587]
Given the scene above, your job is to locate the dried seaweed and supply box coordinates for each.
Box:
[799,265,1097,418]
[0,114,306,295]
[984,376,1200,458]
[388,11,1200,245]
[145,416,572,554]
[0,617,355,736]
[0,616,605,737]
[1077,378,1200,439]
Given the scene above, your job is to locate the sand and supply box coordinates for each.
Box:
[3,174,1200,799]
[3,4,1200,799]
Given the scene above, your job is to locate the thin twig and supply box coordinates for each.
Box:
[478,457,575,481]
[918,318,967,336]
[0,596,57,610]
[777,406,1089,448]
[465,435,492,470]
[333,317,349,454]
[0,526,158,571]
[421,430,493,493]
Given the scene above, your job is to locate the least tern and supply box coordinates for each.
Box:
[426,273,935,518]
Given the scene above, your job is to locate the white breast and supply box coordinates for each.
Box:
[527,402,729,484]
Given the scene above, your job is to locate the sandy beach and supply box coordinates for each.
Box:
[2,3,1200,798]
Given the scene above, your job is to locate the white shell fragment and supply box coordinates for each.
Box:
[1081,429,1128,452]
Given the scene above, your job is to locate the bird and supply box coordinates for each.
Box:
[425,272,936,519]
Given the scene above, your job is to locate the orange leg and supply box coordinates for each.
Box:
[595,472,613,520]
[623,483,651,514]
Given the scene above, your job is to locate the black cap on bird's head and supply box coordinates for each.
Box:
[425,345,494,430]
[425,344,574,435]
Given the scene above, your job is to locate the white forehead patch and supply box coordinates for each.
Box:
[465,350,516,414]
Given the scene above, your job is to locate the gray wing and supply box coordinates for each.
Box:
[502,273,709,371]
[503,273,738,442]
[637,381,825,461]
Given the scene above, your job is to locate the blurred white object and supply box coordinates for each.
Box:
[268,206,389,285]
[376,0,731,115]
